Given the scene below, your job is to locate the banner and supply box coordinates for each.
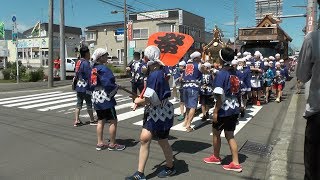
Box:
[127,21,133,41]
[0,22,4,39]
[31,21,41,37]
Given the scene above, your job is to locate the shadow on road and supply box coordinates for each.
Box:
[146,140,211,179]
[221,153,248,165]
[116,138,139,148]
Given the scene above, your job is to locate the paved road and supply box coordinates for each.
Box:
[0,77,304,180]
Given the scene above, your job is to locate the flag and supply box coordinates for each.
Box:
[148,32,194,66]
[31,21,41,37]
[0,22,4,39]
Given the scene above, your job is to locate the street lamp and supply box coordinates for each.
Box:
[111,0,128,71]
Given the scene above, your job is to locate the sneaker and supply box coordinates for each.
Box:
[256,100,261,106]
[275,98,280,103]
[108,143,126,151]
[157,166,177,178]
[90,121,98,126]
[203,154,221,164]
[222,162,242,172]
[125,171,146,180]
[96,143,109,151]
[173,97,177,102]
[177,114,184,121]
[240,110,245,118]
[73,121,84,127]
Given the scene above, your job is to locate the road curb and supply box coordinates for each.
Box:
[266,94,298,180]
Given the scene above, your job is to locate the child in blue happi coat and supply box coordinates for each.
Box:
[126,45,176,180]
[90,48,125,151]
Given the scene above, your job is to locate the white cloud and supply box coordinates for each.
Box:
[223,21,240,26]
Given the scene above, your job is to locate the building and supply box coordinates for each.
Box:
[84,8,205,64]
[255,0,283,24]
[0,30,24,68]
[6,23,82,68]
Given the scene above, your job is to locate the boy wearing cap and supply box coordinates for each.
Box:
[263,62,274,103]
[273,62,286,103]
[200,62,214,121]
[250,51,264,106]
[182,51,204,132]
[177,61,186,121]
[126,45,176,180]
[203,47,242,172]
[237,58,252,117]
[90,48,126,151]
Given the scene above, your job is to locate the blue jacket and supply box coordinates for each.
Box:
[75,59,92,93]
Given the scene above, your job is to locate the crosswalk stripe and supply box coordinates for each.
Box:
[0,92,75,105]
[19,97,77,109]
[0,91,62,102]
[3,94,76,107]
[37,102,77,111]
[210,105,262,137]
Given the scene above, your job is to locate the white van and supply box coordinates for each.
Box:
[66,57,78,72]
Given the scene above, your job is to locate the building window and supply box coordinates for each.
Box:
[133,28,149,39]
[85,32,96,41]
[158,24,175,32]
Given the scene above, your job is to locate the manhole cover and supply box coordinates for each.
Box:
[239,140,273,157]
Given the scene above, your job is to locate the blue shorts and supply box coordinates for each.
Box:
[183,88,199,109]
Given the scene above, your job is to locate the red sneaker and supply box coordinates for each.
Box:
[256,100,261,106]
[203,154,221,164]
[222,162,242,172]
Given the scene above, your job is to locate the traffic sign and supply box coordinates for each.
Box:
[12,16,16,22]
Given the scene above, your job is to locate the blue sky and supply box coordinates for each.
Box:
[0,0,310,49]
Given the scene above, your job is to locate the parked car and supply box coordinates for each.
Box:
[66,57,78,72]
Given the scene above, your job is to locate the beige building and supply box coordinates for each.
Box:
[7,23,81,68]
[85,8,205,64]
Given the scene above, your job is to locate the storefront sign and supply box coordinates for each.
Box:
[137,11,169,20]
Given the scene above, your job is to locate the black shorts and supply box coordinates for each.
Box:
[212,114,238,132]
[200,95,213,105]
[96,107,117,122]
[150,129,170,140]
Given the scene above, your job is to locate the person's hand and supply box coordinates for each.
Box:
[134,97,142,104]
[212,112,218,124]
[126,67,131,71]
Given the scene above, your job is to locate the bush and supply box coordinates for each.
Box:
[106,64,124,74]
[27,68,45,82]
[2,68,11,80]
[4,61,27,80]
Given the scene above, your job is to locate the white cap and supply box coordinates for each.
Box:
[92,48,108,61]
[269,56,275,60]
[187,59,193,63]
[275,53,280,57]
[279,59,284,63]
[264,58,268,61]
[246,61,252,66]
[264,61,269,66]
[238,58,245,62]
[237,52,241,56]
[144,45,164,66]
[234,56,238,60]
[275,62,281,66]
[190,51,201,60]
[269,61,274,64]
[243,51,249,56]
[254,51,261,56]
[231,60,238,65]
[179,61,186,66]
[246,55,252,60]
[204,62,211,68]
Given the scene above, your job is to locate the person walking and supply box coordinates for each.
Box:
[91,48,125,151]
[203,47,242,172]
[53,56,60,77]
[73,46,96,127]
[126,45,176,180]
[296,3,320,178]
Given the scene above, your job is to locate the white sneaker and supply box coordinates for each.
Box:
[275,98,280,103]
[173,97,177,102]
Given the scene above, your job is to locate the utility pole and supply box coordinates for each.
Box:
[48,0,54,88]
[306,0,318,33]
[233,0,238,51]
[123,0,128,70]
[60,0,66,80]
